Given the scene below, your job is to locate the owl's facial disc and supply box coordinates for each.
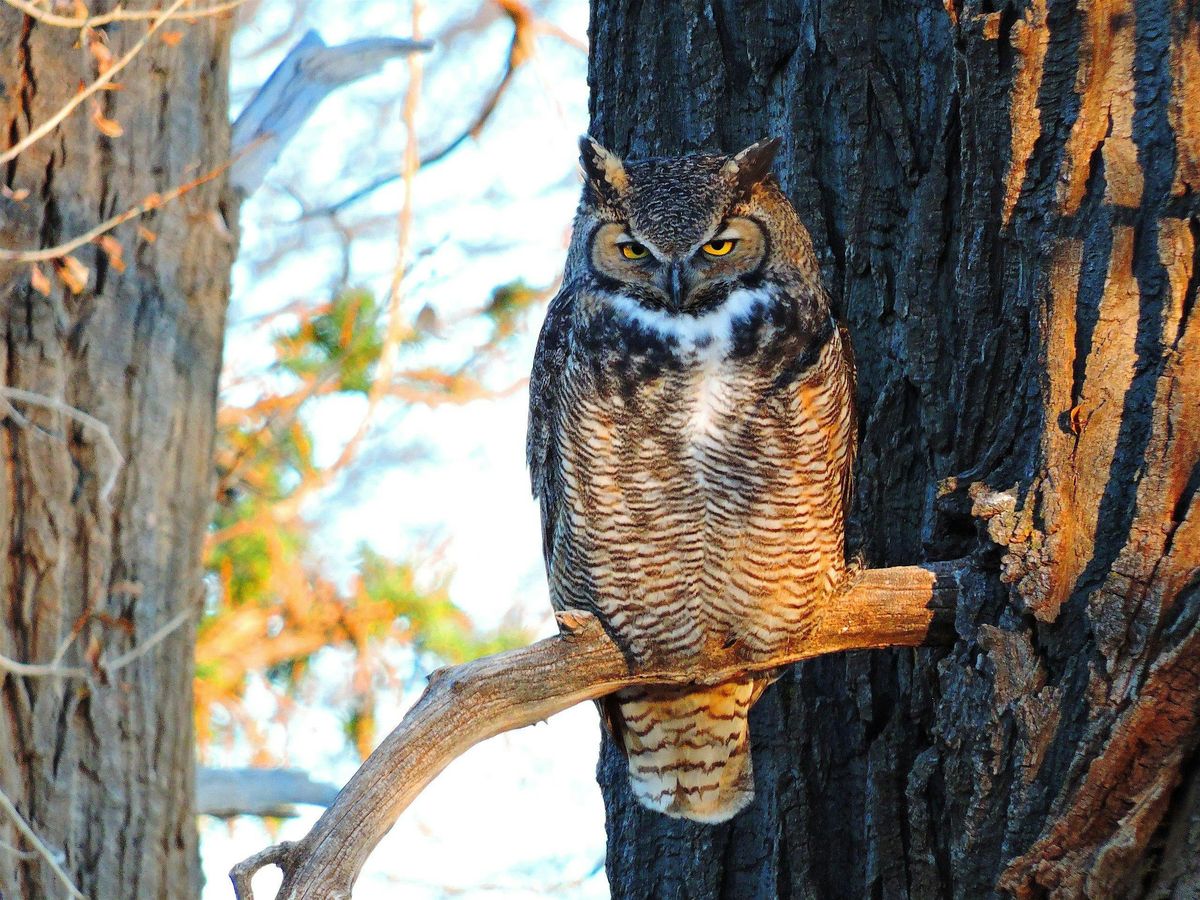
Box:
[589,222,663,296]
[590,218,767,314]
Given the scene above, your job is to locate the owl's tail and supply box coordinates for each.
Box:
[609,677,768,823]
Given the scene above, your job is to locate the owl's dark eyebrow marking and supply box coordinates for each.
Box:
[709,220,733,240]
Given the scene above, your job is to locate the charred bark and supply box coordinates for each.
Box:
[0,6,235,898]
[588,0,1200,897]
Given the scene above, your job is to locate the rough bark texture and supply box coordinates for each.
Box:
[588,1,1200,897]
[0,7,235,898]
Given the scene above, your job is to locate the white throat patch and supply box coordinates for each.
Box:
[605,287,775,357]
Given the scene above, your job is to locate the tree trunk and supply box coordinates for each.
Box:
[588,0,1199,897]
[1,8,235,898]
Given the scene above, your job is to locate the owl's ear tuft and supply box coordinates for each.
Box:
[579,135,628,203]
[722,137,782,199]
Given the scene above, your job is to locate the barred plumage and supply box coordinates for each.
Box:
[528,138,856,823]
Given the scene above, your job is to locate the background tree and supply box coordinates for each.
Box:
[4,1,589,895]
[0,4,237,897]
[587,0,1200,896]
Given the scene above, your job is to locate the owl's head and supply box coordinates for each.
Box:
[573,137,820,316]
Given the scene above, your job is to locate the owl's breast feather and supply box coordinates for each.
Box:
[685,354,737,443]
[603,286,776,357]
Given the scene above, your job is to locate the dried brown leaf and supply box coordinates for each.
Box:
[30,265,51,297]
[85,634,102,670]
[90,101,124,138]
[2,185,30,202]
[96,234,126,273]
[137,225,157,243]
[55,255,89,294]
[93,611,136,634]
[415,304,442,335]
[160,30,185,47]
[88,30,115,74]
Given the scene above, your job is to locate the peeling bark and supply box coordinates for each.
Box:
[588,0,1200,896]
[0,6,235,897]
[1003,0,1049,225]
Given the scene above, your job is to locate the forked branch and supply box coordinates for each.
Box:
[230,561,964,900]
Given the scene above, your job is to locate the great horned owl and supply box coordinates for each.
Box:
[527,137,856,823]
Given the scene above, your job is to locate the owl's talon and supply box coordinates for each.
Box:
[835,553,868,597]
[555,609,595,635]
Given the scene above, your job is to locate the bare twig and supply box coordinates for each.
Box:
[1,0,246,28]
[230,561,964,900]
[273,6,426,504]
[0,387,124,500]
[531,14,587,53]
[0,0,190,166]
[0,608,191,679]
[0,838,41,861]
[0,592,192,681]
[299,52,517,220]
[0,155,237,264]
[0,652,85,679]
[300,0,536,220]
[0,786,86,900]
[103,606,193,672]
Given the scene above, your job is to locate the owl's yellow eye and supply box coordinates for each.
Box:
[620,242,649,260]
[702,239,736,257]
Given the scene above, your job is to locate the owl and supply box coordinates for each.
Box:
[527,136,856,823]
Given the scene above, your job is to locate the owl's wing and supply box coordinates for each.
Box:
[526,283,575,583]
[837,319,858,518]
[526,287,627,742]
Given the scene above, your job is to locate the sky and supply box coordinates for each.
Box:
[199,2,610,897]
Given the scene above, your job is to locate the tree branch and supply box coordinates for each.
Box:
[0,153,239,266]
[230,560,963,900]
[0,786,85,900]
[229,29,433,195]
[197,768,340,818]
[0,596,193,680]
[1,0,247,29]
[0,386,124,500]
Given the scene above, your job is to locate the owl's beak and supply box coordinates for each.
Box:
[666,263,688,310]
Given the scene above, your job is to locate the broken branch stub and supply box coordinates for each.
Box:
[230,561,962,900]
